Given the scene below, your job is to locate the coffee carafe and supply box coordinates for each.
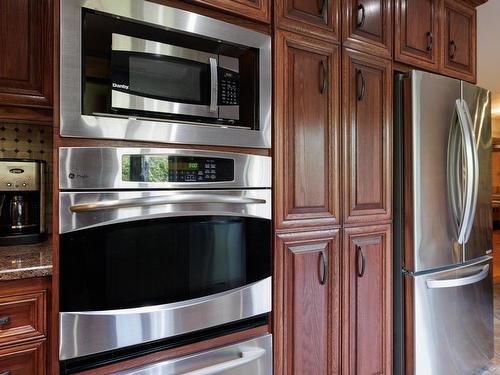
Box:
[0,159,46,245]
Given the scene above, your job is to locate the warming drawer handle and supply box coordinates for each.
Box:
[181,348,266,375]
[70,195,267,213]
[426,264,489,289]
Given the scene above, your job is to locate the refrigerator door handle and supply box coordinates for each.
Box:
[426,264,489,289]
[454,99,479,245]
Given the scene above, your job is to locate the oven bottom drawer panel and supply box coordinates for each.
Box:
[59,277,271,361]
[115,334,272,375]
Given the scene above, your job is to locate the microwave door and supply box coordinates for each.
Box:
[111,34,219,119]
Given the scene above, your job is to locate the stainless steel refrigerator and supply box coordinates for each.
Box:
[394,70,493,375]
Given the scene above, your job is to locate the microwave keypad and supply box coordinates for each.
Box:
[219,70,239,106]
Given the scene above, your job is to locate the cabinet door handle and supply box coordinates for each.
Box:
[357,4,366,28]
[356,245,366,277]
[319,251,327,285]
[356,69,365,101]
[319,0,327,16]
[427,31,433,52]
[320,59,328,94]
[449,40,457,60]
[0,316,10,327]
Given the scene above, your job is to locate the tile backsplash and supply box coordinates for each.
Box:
[0,123,53,233]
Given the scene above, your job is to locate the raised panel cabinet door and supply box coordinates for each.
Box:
[276,0,340,41]
[342,225,392,375]
[275,230,340,375]
[395,0,440,70]
[0,0,53,108]
[0,340,46,375]
[440,0,476,82]
[274,31,340,229]
[342,0,392,59]
[342,48,392,225]
[188,0,270,23]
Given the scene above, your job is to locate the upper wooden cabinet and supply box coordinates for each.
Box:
[342,225,392,375]
[395,0,440,70]
[275,229,340,375]
[274,31,340,229]
[440,0,476,82]
[342,48,392,225]
[189,0,270,23]
[342,0,393,58]
[0,0,52,109]
[276,0,340,41]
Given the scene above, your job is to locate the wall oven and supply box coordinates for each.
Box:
[60,0,271,148]
[58,148,272,374]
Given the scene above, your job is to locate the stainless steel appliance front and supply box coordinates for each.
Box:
[60,0,272,148]
[114,334,272,375]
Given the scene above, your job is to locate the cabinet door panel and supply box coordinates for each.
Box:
[0,340,46,375]
[342,0,392,58]
[276,230,340,375]
[343,225,392,375]
[0,0,52,108]
[440,0,476,82]
[343,48,392,224]
[275,31,340,229]
[395,0,440,70]
[276,0,340,41]
[189,0,270,23]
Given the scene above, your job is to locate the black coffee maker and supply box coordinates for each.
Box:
[0,159,46,245]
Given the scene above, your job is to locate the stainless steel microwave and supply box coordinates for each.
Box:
[60,0,271,148]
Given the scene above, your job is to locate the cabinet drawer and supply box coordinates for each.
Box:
[0,291,46,346]
[0,340,46,375]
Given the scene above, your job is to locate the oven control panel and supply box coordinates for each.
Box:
[122,155,234,183]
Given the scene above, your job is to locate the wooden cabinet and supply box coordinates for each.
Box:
[275,0,340,41]
[342,48,392,225]
[342,225,392,375]
[0,0,53,110]
[395,0,440,70]
[440,0,476,82]
[188,0,270,23]
[342,0,392,58]
[0,340,46,375]
[274,30,340,229]
[275,229,340,375]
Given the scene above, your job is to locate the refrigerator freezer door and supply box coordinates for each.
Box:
[405,257,493,375]
[462,82,492,262]
[404,71,462,272]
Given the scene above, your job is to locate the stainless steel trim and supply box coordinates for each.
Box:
[209,57,218,113]
[60,0,272,148]
[59,147,271,190]
[59,277,272,360]
[70,194,266,213]
[111,91,218,118]
[112,34,218,63]
[426,264,489,289]
[113,334,272,375]
[59,189,271,233]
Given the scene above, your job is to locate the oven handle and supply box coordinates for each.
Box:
[209,57,218,113]
[70,194,267,213]
[181,348,266,375]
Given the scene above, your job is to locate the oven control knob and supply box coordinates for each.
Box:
[22,182,27,187]
[6,182,12,187]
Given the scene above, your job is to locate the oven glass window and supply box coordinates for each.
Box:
[60,216,271,312]
[128,56,208,104]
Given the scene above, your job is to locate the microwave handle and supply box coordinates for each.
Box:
[209,57,218,113]
[70,194,266,213]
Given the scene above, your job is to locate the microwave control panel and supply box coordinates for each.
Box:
[219,70,239,106]
[122,155,235,183]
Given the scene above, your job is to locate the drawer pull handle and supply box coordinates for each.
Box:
[357,4,366,28]
[320,59,328,94]
[449,40,457,60]
[356,245,366,277]
[427,31,433,52]
[319,0,327,16]
[319,250,327,285]
[356,69,365,101]
[0,316,10,327]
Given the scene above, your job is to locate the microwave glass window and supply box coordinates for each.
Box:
[128,56,208,104]
[60,216,271,312]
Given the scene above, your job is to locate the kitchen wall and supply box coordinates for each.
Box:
[0,123,53,233]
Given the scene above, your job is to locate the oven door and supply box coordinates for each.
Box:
[111,34,220,119]
[59,189,271,361]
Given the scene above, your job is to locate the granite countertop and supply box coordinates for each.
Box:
[0,238,52,281]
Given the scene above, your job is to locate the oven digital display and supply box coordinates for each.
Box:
[122,155,234,182]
